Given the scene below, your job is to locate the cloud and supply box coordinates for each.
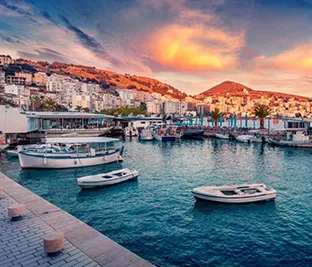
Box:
[143,17,245,71]
[0,32,24,45]
[252,42,312,75]
[17,48,69,63]
[0,0,39,23]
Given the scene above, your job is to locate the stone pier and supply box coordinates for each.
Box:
[0,171,155,267]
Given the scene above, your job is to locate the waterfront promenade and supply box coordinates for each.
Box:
[0,171,155,267]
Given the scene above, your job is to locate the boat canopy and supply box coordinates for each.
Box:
[45,137,119,144]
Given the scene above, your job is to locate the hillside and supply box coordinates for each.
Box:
[195,81,311,101]
[13,59,187,100]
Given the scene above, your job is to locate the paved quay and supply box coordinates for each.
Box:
[0,171,155,267]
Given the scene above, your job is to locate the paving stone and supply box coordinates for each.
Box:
[0,171,155,267]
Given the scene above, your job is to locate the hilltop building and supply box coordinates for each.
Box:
[0,55,14,65]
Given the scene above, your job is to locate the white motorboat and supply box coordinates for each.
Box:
[139,129,153,141]
[18,137,124,169]
[215,133,229,140]
[77,168,139,188]
[192,183,276,204]
[236,135,253,143]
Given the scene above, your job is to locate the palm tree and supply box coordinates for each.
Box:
[210,108,221,128]
[254,104,272,128]
[30,96,41,111]
[43,98,57,111]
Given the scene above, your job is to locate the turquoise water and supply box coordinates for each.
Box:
[1,139,312,267]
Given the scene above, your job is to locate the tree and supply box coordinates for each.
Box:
[210,108,221,128]
[254,104,272,129]
[43,98,57,111]
[75,105,82,112]
[30,96,42,111]
[82,107,90,113]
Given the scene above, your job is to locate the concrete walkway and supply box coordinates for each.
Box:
[0,171,155,267]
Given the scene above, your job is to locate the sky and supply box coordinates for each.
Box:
[2,0,312,96]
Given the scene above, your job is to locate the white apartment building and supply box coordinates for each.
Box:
[163,101,188,114]
[116,89,136,106]
[72,95,91,109]
[146,101,163,114]
[4,84,24,96]
[81,83,100,95]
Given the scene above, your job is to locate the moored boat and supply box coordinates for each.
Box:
[236,135,253,143]
[77,168,139,188]
[139,129,153,141]
[181,128,204,140]
[192,183,276,203]
[18,137,123,169]
[215,133,230,140]
[268,128,312,148]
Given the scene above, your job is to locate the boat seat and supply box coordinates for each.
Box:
[234,189,242,194]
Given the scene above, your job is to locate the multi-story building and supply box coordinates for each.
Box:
[33,72,48,86]
[146,100,163,114]
[163,101,188,115]
[72,95,91,109]
[6,75,26,85]
[0,55,14,65]
[81,83,100,95]
[116,89,136,106]
[4,84,24,96]
[15,72,33,85]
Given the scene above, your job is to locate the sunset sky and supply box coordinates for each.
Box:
[1,0,312,96]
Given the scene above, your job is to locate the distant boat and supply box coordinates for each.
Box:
[153,126,177,141]
[235,135,253,143]
[268,128,312,148]
[215,133,230,140]
[181,128,204,140]
[77,168,139,188]
[18,137,123,169]
[192,183,276,204]
[139,129,153,141]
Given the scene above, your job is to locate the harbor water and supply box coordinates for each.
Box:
[0,139,312,267]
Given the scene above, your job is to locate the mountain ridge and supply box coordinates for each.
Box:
[195,81,311,101]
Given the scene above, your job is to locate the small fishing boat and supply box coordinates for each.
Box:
[153,126,177,141]
[215,133,229,140]
[268,128,312,148]
[192,183,276,203]
[139,129,153,141]
[19,137,124,169]
[181,128,204,140]
[236,135,253,143]
[77,168,139,188]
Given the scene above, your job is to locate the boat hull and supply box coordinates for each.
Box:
[215,134,229,140]
[192,192,276,203]
[19,149,122,169]
[268,138,312,148]
[153,134,176,141]
[78,173,139,189]
[182,129,204,140]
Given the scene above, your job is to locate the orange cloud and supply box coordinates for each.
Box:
[254,42,312,74]
[145,24,245,71]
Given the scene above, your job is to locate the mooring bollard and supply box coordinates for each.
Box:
[43,231,64,257]
[8,203,25,221]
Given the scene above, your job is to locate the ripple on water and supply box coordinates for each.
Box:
[1,139,312,267]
